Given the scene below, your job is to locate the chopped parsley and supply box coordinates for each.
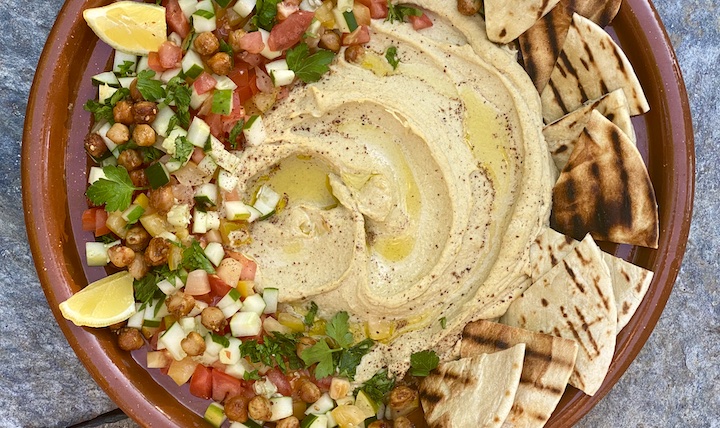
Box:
[304,301,319,326]
[182,240,216,274]
[116,60,137,77]
[244,370,261,381]
[86,165,139,212]
[360,369,395,403]
[385,45,400,69]
[252,0,282,31]
[164,76,192,128]
[386,2,423,23]
[239,332,304,372]
[135,70,165,102]
[133,273,162,309]
[326,311,354,348]
[83,87,130,123]
[286,43,335,83]
[228,120,245,150]
[440,317,447,329]
[174,135,194,163]
[409,350,439,377]
[301,339,339,379]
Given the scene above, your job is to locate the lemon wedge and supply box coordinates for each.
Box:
[83,1,167,55]
[59,271,136,327]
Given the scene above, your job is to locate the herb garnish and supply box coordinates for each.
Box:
[239,332,304,372]
[86,165,140,212]
[304,301,319,326]
[409,350,439,377]
[244,370,262,381]
[174,135,194,163]
[228,120,245,150]
[385,45,400,69]
[386,2,422,23]
[252,0,282,31]
[116,60,137,77]
[164,76,192,128]
[133,273,163,309]
[182,240,216,274]
[360,369,395,403]
[83,87,130,123]
[135,70,165,102]
[286,43,336,83]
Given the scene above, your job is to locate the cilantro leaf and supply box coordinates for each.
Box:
[386,2,422,23]
[174,136,194,163]
[385,45,399,69]
[136,70,166,102]
[286,43,335,83]
[182,240,216,274]
[409,350,439,377]
[86,165,139,212]
[337,338,374,379]
[244,370,261,380]
[304,301,319,326]
[360,369,395,403]
[228,120,245,150]
[301,339,338,379]
[326,311,354,349]
[253,0,282,31]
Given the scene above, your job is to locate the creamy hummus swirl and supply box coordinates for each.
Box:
[231,0,552,376]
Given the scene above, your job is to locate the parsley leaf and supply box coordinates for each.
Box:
[301,339,339,379]
[385,45,400,69]
[360,369,395,403]
[136,70,166,102]
[182,240,216,274]
[386,2,422,23]
[337,338,374,378]
[116,60,136,77]
[326,311,354,348]
[97,233,119,244]
[174,135,194,163]
[86,165,139,212]
[253,0,282,31]
[304,301,319,326]
[83,87,130,123]
[244,370,261,380]
[286,43,335,83]
[409,350,439,377]
[240,332,304,372]
[165,76,192,128]
[209,333,230,348]
[134,273,161,308]
[228,120,245,150]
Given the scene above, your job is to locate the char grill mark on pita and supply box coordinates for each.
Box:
[484,0,560,45]
[540,14,649,123]
[550,111,658,248]
[602,253,654,332]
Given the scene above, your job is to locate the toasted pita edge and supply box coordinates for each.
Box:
[602,253,654,333]
[485,0,560,44]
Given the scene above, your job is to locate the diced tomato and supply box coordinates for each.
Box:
[189,365,213,400]
[342,25,370,46]
[312,375,333,392]
[158,41,183,69]
[228,63,251,88]
[227,251,257,280]
[409,13,433,30]
[239,52,264,67]
[353,3,372,26]
[212,369,255,402]
[194,72,217,95]
[268,11,315,52]
[94,209,110,237]
[357,0,388,19]
[265,368,293,396]
[254,67,273,93]
[277,0,300,20]
[204,112,225,139]
[81,208,96,232]
[194,292,214,305]
[163,0,191,38]
[147,52,165,73]
[239,31,265,54]
[209,274,233,298]
[191,147,205,164]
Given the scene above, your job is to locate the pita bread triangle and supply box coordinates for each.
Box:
[484,0,560,44]
[461,320,578,428]
[540,13,649,123]
[519,0,622,92]
[602,253,654,333]
[500,234,616,396]
[529,226,579,282]
[544,89,636,172]
[550,110,659,248]
[420,343,526,428]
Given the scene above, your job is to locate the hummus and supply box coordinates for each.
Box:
[231,0,553,376]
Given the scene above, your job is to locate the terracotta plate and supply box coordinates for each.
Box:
[22,0,694,426]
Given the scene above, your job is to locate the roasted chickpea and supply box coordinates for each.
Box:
[225,395,249,422]
[117,327,144,351]
[194,31,220,55]
[201,306,227,332]
[181,331,206,356]
[117,148,143,171]
[113,99,135,125]
[207,52,232,76]
[84,132,108,159]
[298,379,322,403]
[228,29,247,53]
[389,386,418,411]
[276,416,300,428]
[129,78,144,101]
[148,185,175,213]
[456,0,481,16]
[106,122,130,145]
[393,416,414,428]
[132,101,158,124]
[125,224,151,252]
[296,336,317,358]
[165,291,195,318]
[248,396,273,421]
[107,245,136,268]
[128,254,148,280]
[129,169,149,188]
[319,31,341,53]
[133,124,156,147]
[344,45,365,64]
[145,237,170,266]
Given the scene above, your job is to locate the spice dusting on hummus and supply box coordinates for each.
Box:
[231,0,552,377]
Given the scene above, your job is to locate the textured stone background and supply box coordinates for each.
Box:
[1,0,716,427]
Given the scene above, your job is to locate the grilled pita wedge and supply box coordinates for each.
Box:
[519,0,622,92]
[529,226,579,282]
[551,110,659,248]
[484,0,560,44]
[420,344,526,428]
[461,321,578,428]
[501,235,616,396]
[602,253,654,332]
[540,14,649,123]
[544,89,636,172]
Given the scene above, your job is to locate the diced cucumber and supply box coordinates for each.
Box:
[306,393,335,415]
[211,89,233,115]
[230,311,262,337]
[225,201,251,221]
[271,69,296,87]
[230,420,263,428]
[113,51,137,74]
[158,231,179,243]
[325,410,338,428]
[88,166,107,184]
[145,162,171,189]
[301,414,329,428]
[224,358,254,379]
[96,122,117,153]
[121,204,145,223]
[192,2,217,33]
[247,205,263,223]
[168,32,183,47]
[254,184,281,216]
[161,67,183,83]
[158,322,188,361]
[206,211,221,230]
[262,288,279,314]
[305,19,322,38]
[332,8,351,33]
[126,304,145,329]
[98,84,118,104]
[182,49,205,79]
[178,316,196,333]
[178,0,197,19]
[214,74,238,91]
[187,117,211,147]
[258,28,282,59]
[217,168,239,192]
[242,115,266,147]
[117,76,135,88]
[336,0,353,12]
[189,299,209,317]
[218,288,243,318]
[85,242,109,266]
[204,402,226,428]
[219,337,242,364]
[195,0,214,12]
[270,396,294,421]
[265,59,289,74]
[144,299,170,323]
[192,210,208,234]
[162,127,189,158]
[204,242,225,266]
[233,0,256,18]
[101,156,118,167]
[157,278,182,295]
[204,333,227,357]
[343,10,359,32]
[92,71,120,87]
[190,85,211,110]
[195,182,218,206]
[241,294,266,315]
[152,105,176,137]
[136,56,150,73]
